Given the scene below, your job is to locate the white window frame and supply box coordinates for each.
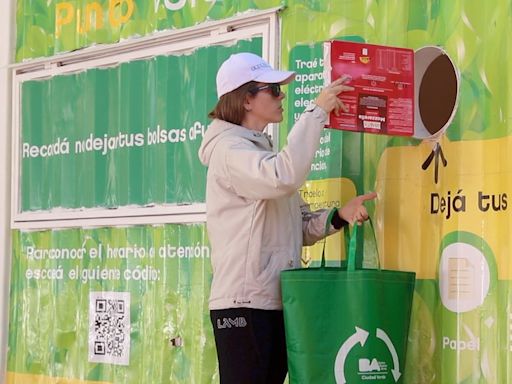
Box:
[11,7,283,229]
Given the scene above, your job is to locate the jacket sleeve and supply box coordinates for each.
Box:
[225,106,328,200]
[300,197,340,246]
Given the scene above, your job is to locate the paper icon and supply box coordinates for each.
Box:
[439,242,490,313]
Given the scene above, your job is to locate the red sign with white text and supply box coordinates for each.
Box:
[323,40,414,136]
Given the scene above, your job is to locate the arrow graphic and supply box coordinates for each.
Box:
[334,327,369,384]
[376,328,401,382]
[300,256,311,265]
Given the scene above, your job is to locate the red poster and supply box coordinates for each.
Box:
[323,40,414,136]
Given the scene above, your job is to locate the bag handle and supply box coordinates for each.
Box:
[347,218,380,271]
[320,210,380,270]
[320,209,355,268]
[319,209,337,268]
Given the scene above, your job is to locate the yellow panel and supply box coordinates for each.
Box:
[7,372,112,384]
[301,177,357,265]
[376,136,512,279]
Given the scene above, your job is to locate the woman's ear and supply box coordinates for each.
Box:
[244,95,253,112]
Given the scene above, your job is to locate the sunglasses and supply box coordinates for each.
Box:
[248,83,282,97]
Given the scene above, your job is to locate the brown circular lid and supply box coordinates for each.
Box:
[418,54,458,135]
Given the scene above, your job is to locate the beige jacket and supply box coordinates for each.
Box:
[198,105,338,310]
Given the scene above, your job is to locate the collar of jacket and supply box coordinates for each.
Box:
[211,119,274,149]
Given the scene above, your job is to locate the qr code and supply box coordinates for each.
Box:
[88,291,130,365]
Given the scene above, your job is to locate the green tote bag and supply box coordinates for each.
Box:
[281,223,416,384]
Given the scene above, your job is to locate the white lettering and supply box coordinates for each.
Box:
[442,336,480,351]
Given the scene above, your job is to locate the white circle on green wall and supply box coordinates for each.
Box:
[439,242,490,313]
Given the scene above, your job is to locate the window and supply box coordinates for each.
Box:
[12,8,282,229]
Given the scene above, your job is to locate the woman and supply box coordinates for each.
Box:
[198,52,376,384]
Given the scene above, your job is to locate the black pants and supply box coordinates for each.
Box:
[210,308,288,384]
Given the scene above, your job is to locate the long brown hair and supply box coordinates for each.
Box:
[208,81,257,125]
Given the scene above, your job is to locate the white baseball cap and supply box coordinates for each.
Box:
[216,52,296,98]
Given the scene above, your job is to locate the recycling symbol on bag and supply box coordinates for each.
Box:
[334,326,402,384]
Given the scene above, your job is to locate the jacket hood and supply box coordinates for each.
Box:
[198,119,270,166]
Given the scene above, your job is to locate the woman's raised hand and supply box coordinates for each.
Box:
[315,75,354,115]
